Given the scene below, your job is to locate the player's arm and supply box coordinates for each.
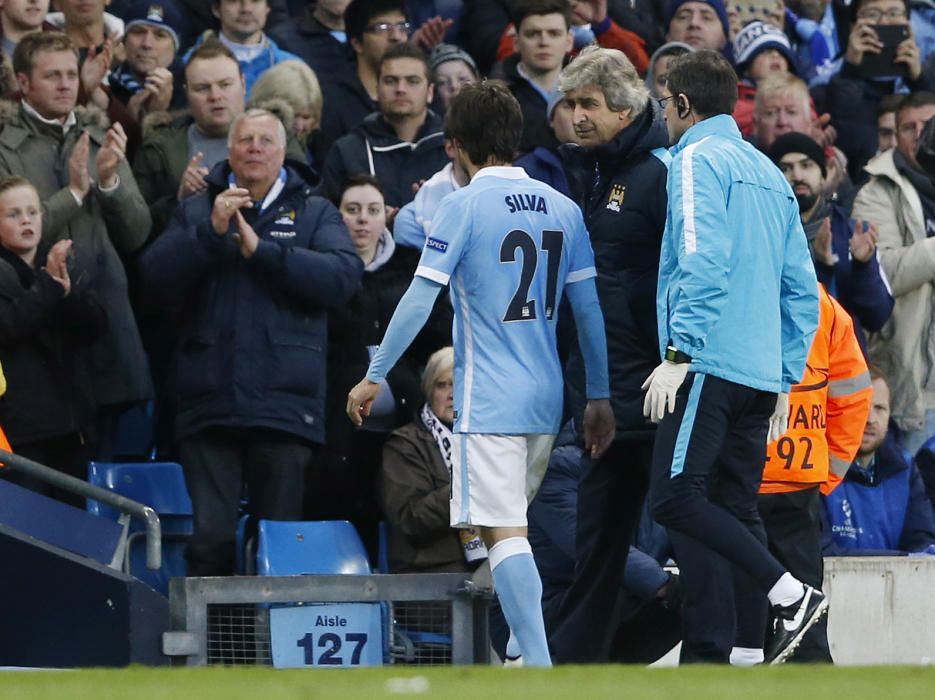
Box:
[565,277,614,458]
[346,276,443,425]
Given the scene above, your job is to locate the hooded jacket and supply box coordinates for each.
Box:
[0,100,153,409]
[319,111,448,207]
[561,101,669,439]
[317,64,377,164]
[138,160,363,444]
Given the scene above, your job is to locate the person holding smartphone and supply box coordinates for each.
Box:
[825,0,929,180]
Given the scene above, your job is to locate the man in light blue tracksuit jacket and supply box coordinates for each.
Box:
[642,50,823,665]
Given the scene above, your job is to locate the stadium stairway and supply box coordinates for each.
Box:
[0,478,169,668]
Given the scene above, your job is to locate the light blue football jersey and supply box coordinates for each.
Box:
[416,166,597,435]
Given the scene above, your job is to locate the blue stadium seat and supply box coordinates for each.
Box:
[86,461,193,595]
[257,521,388,667]
[256,520,371,576]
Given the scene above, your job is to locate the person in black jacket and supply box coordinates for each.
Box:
[315,0,410,163]
[139,109,363,576]
[548,45,669,663]
[497,0,573,156]
[0,176,105,507]
[320,42,448,207]
[318,173,451,557]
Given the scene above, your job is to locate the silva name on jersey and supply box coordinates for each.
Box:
[505,194,548,214]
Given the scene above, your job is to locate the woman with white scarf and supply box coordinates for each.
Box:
[379,347,486,573]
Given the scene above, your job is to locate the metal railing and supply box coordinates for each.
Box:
[0,448,162,570]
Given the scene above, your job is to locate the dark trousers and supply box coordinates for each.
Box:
[649,373,787,660]
[549,438,652,663]
[760,487,832,662]
[180,427,313,576]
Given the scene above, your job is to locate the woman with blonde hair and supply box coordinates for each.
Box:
[248,59,324,166]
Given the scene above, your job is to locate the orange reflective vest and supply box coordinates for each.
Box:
[760,285,872,495]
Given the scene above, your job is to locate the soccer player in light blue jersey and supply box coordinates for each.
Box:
[346,82,614,667]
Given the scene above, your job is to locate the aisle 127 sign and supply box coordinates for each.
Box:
[270,603,384,667]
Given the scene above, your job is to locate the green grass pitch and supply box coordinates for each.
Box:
[1,665,934,700]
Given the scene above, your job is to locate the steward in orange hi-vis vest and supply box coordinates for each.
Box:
[761,285,872,495]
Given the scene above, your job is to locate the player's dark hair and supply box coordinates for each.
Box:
[666,49,737,117]
[444,81,523,166]
[344,0,407,42]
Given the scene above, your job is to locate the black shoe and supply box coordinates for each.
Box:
[765,585,829,665]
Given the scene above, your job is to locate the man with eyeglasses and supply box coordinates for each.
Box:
[852,90,935,455]
[320,42,448,207]
[317,0,448,162]
[825,0,931,179]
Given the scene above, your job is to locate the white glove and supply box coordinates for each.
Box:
[641,360,690,423]
[766,392,790,444]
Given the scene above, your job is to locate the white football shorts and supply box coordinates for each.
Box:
[450,433,555,528]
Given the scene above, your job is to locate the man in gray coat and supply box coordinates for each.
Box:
[0,31,152,453]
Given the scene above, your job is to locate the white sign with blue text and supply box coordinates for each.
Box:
[269,603,383,668]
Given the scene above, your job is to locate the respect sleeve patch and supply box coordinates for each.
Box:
[426,237,448,253]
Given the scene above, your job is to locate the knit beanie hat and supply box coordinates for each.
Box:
[768,131,827,178]
[733,20,798,76]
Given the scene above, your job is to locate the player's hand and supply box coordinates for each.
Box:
[583,398,615,458]
[767,392,790,444]
[641,360,689,423]
[347,378,381,426]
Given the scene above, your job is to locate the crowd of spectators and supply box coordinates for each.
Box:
[3,0,935,665]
